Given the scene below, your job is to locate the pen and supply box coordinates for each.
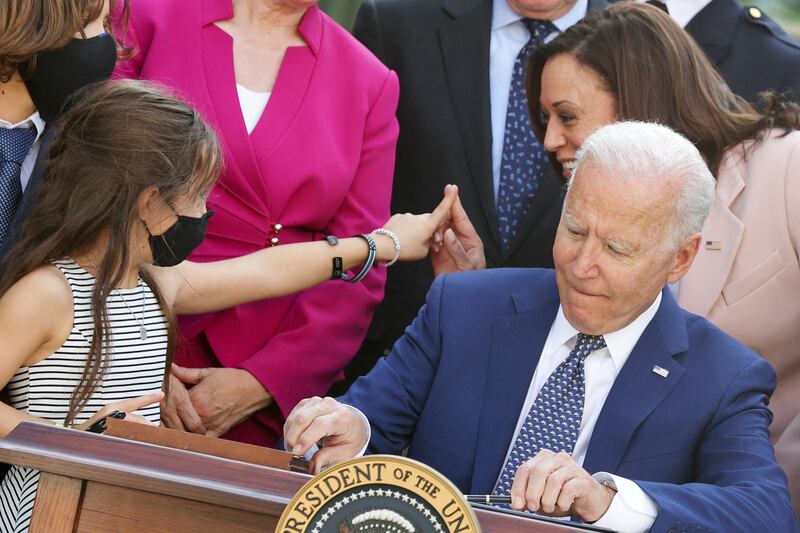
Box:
[466,495,512,505]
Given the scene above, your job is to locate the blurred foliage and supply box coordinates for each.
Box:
[318,0,362,30]
[317,1,800,38]
[753,0,800,38]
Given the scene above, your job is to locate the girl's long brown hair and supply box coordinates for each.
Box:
[0,0,131,82]
[0,80,222,425]
[528,2,800,177]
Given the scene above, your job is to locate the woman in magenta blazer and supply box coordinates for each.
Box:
[114,0,398,447]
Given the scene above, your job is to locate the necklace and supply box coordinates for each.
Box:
[116,280,149,341]
[87,259,149,341]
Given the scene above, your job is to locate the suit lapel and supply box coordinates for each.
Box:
[470,275,561,493]
[583,290,688,474]
[200,0,269,213]
[249,7,321,168]
[439,0,498,250]
[199,1,320,217]
[502,166,564,259]
[586,0,610,13]
[678,148,746,316]
[17,127,54,214]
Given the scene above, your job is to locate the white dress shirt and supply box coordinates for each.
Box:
[498,294,663,532]
[0,111,46,192]
[236,83,271,135]
[489,0,588,200]
[636,0,713,28]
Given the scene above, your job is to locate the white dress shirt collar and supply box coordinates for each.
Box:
[493,0,589,33]
[545,291,663,371]
[0,110,46,139]
[636,0,713,28]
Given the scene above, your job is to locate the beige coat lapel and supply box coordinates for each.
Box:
[679,147,747,316]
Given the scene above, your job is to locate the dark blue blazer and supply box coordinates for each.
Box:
[0,127,54,264]
[341,268,797,531]
[686,0,800,104]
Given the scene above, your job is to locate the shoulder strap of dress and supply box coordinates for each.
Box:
[50,258,95,344]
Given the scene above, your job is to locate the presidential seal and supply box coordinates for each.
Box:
[277,455,481,533]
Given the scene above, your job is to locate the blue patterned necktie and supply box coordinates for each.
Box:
[494,333,607,498]
[496,19,557,253]
[0,127,37,245]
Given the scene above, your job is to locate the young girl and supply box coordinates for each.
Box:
[0,80,456,531]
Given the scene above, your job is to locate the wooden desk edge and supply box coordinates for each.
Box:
[0,423,603,532]
[0,423,307,514]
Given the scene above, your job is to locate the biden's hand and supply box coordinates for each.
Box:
[284,396,369,474]
[510,450,616,523]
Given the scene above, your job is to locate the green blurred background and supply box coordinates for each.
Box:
[318,0,800,38]
[760,0,800,37]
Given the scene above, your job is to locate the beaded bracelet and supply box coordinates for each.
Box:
[372,228,401,267]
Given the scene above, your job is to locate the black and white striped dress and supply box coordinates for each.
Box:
[0,258,167,533]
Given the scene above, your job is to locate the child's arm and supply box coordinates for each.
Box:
[0,267,75,437]
[160,186,458,316]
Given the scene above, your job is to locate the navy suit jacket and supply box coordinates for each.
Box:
[341,268,797,531]
[0,127,54,264]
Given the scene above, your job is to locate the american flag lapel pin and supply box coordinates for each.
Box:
[652,365,669,378]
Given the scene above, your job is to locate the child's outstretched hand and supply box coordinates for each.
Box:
[379,184,458,262]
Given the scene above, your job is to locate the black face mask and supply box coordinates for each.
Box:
[148,211,214,267]
[24,33,117,121]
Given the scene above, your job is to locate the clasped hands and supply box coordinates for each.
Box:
[161,365,272,437]
[283,397,615,523]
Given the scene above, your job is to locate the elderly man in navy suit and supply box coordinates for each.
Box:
[285,122,797,532]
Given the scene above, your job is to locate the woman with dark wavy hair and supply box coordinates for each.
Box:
[0,79,453,532]
[527,1,800,513]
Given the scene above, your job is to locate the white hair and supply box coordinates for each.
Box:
[570,121,716,251]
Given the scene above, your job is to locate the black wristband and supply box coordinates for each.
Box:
[327,236,343,280]
[331,256,343,280]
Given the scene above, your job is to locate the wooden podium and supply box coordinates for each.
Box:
[0,423,608,532]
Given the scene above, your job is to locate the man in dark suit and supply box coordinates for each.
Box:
[0,76,47,263]
[286,123,797,532]
[0,5,116,264]
[649,0,800,103]
[335,0,609,392]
